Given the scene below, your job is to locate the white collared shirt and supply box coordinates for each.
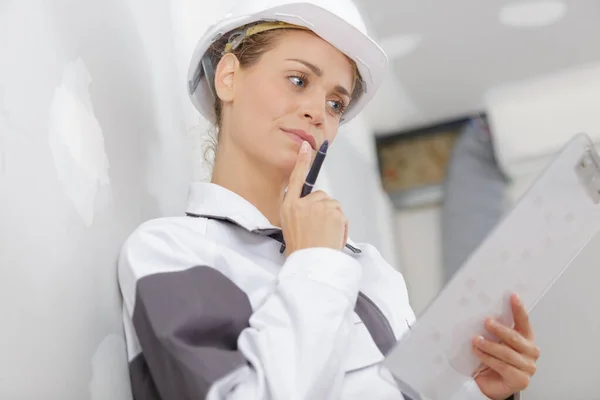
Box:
[117,182,477,399]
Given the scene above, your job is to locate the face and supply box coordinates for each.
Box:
[214,29,355,175]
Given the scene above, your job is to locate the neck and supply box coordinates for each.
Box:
[211,138,287,227]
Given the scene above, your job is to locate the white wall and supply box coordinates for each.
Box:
[394,206,443,316]
[0,0,230,398]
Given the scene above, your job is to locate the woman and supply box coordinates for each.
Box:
[118,1,540,399]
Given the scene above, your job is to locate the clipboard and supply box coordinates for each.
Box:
[382,133,600,400]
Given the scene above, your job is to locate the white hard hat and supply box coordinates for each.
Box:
[187,0,388,126]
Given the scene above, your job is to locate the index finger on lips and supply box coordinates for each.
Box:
[286,141,311,200]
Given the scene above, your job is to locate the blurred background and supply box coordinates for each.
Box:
[0,0,599,399]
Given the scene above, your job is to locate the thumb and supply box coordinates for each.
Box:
[286,141,311,199]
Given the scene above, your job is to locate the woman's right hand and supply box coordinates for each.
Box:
[281,141,348,256]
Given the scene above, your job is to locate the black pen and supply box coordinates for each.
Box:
[301,140,329,198]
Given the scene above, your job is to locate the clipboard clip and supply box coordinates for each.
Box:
[575,146,600,204]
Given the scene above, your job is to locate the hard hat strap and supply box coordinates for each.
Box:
[223,21,309,54]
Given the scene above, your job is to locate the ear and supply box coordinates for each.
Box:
[214,53,238,103]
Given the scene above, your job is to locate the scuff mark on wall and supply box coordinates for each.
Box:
[48,58,110,226]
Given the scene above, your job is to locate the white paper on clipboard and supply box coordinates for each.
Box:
[382,133,600,400]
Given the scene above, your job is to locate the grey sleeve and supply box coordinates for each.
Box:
[130,265,253,400]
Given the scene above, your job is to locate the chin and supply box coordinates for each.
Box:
[261,136,307,177]
[279,154,298,175]
[270,149,298,177]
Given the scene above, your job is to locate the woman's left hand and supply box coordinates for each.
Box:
[472,293,541,400]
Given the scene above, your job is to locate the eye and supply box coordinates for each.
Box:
[327,99,348,116]
[288,74,308,88]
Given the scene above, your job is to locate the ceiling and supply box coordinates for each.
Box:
[352,0,600,135]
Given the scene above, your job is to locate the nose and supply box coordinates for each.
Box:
[300,94,325,127]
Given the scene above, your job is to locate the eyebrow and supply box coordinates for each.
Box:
[286,58,351,99]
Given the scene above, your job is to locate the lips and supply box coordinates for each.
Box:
[281,128,317,151]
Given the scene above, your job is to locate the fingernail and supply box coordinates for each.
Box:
[475,336,485,345]
[300,141,309,154]
[515,293,522,304]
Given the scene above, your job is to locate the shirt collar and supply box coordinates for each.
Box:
[185,182,361,254]
[186,182,279,232]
